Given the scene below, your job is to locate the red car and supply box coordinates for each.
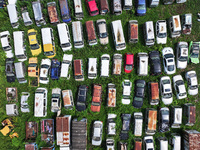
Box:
[91,84,102,112]
[124,53,134,73]
[86,0,99,16]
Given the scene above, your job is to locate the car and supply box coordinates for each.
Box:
[188,41,200,64]
[176,42,188,69]
[156,20,167,44]
[143,136,155,150]
[120,114,131,140]
[51,88,61,112]
[20,92,30,113]
[39,59,51,84]
[96,19,108,45]
[136,0,146,16]
[107,113,117,135]
[21,7,33,26]
[28,57,39,77]
[85,0,99,16]
[76,85,88,111]
[106,138,114,150]
[181,13,192,35]
[149,51,162,75]
[159,107,170,132]
[51,59,60,80]
[162,47,176,75]
[124,53,134,73]
[27,29,42,56]
[122,80,132,104]
[133,80,146,108]
[91,84,102,112]
[0,31,13,58]
[185,71,198,95]
[119,142,128,149]
[160,76,173,105]
[92,121,103,146]
[5,58,15,82]
[173,75,187,99]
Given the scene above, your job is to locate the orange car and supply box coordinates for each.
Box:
[91,84,102,112]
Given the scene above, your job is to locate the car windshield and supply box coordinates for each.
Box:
[61,43,70,48]
[190,85,198,90]
[163,93,172,98]
[125,65,133,70]
[79,89,85,96]
[137,83,145,88]
[179,56,188,61]
[164,54,173,59]
[93,136,100,141]
[168,65,174,71]
[99,32,107,38]
[151,56,159,60]
[162,79,170,84]
[28,63,37,67]
[134,96,143,101]
[191,52,199,58]
[146,139,153,143]
[31,44,40,50]
[41,64,49,69]
[44,51,54,56]
[91,10,98,14]
[138,4,145,10]
[40,77,47,81]
[158,33,167,38]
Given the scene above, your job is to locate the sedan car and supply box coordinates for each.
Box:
[96,19,108,45]
[159,107,170,132]
[173,75,187,99]
[162,47,176,75]
[86,0,99,16]
[76,85,88,111]
[156,20,167,44]
[120,114,131,140]
[149,51,162,75]
[5,58,15,82]
[176,42,188,69]
[144,136,154,150]
[92,121,103,146]
[124,53,134,73]
[160,76,173,105]
[51,59,60,80]
[136,0,146,16]
[188,41,200,64]
[122,80,132,104]
[133,80,146,108]
[39,59,51,84]
[185,71,198,95]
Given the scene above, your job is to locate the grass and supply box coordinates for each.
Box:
[0,0,200,149]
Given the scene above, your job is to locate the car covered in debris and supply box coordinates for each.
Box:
[96,19,108,45]
[159,107,170,132]
[176,41,188,69]
[91,84,102,112]
[120,114,131,140]
[5,58,15,82]
[107,113,117,135]
[181,13,192,35]
[20,92,30,113]
[39,59,51,84]
[113,54,122,75]
[28,57,39,78]
[107,83,116,107]
[92,121,103,146]
[47,2,60,24]
[185,71,198,95]
[122,80,132,104]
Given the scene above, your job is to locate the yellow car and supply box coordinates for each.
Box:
[28,29,42,56]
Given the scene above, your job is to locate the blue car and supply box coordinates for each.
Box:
[59,0,71,23]
[136,0,146,16]
[51,59,60,80]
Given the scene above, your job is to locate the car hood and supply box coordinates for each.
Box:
[162,97,173,105]
[91,105,100,112]
[157,36,167,44]
[177,60,187,69]
[88,1,98,11]
[190,57,199,64]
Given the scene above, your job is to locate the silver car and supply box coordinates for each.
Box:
[96,19,108,45]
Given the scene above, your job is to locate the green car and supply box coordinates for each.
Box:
[188,41,200,64]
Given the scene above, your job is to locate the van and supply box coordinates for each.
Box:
[129,20,138,43]
[171,106,182,128]
[101,54,110,77]
[168,15,181,38]
[59,0,71,23]
[14,62,27,84]
[159,137,168,150]
[134,138,142,150]
[111,20,126,50]
[113,0,122,15]
[73,0,84,20]
[41,27,56,58]
[134,112,143,137]
[100,0,109,15]
[60,54,73,79]
[7,4,19,28]
[148,82,159,105]
[170,134,181,150]
[28,57,39,77]
[72,21,84,48]
[74,59,84,81]
[47,2,60,24]
[62,90,74,110]
[137,53,148,76]
[149,0,160,7]
[183,103,195,126]
[113,54,122,75]
[85,21,97,46]
[32,1,46,26]
[145,108,157,135]
[144,21,155,46]
[123,0,133,10]
[34,88,47,117]
[0,31,13,58]
[6,104,18,116]
[107,83,116,107]
[88,58,97,79]
[13,31,27,62]
[57,23,72,51]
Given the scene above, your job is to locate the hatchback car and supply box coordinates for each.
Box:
[185,71,198,95]
[28,29,42,56]
[149,51,162,75]
[5,58,15,82]
[144,136,154,150]
[156,20,167,44]
[176,42,188,69]
[159,107,170,132]
[160,76,173,105]
[51,59,60,80]
[173,75,187,99]
[133,80,146,108]
[162,47,176,75]
[92,121,103,146]
[188,41,200,64]
[136,0,146,16]
[120,114,131,140]
[96,19,108,45]
[76,85,88,111]
[124,53,134,73]
[39,59,51,84]
[86,0,99,16]
[122,80,132,104]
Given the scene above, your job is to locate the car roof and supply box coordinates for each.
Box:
[126,53,133,64]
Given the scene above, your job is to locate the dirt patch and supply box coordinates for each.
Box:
[176,4,186,14]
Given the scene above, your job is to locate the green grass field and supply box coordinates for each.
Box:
[0,0,200,149]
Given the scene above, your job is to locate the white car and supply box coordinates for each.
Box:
[51,88,61,112]
[185,71,198,95]
[173,75,187,99]
[92,121,103,146]
[39,59,51,84]
[144,136,155,150]
[100,54,110,77]
[106,138,114,150]
[60,54,73,79]
[122,80,132,104]
[162,47,176,75]
[176,42,188,69]
[20,92,30,113]
[107,114,117,135]
[156,20,167,44]
[0,31,14,58]
[160,76,173,105]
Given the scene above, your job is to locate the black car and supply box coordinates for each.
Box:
[133,80,146,108]
[149,51,162,75]
[76,85,88,111]
[120,114,131,140]
[5,58,15,82]
[159,107,170,132]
